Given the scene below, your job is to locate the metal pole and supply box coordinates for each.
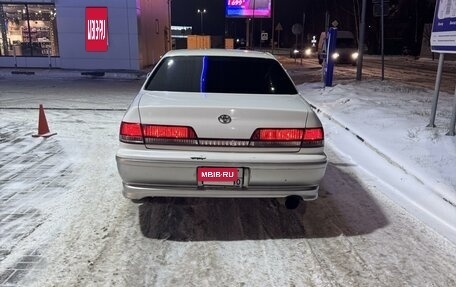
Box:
[301,13,305,48]
[356,0,367,81]
[251,0,256,49]
[271,0,275,53]
[428,53,445,127]
[277,30,280,48]
[201,13,203,35]
[259,19,262,49]
[246,18,250,49]
[295,34,298,62]
[168,0,172,50]
[197,9,206,35]
[325,11,330,34]
[381,0,385,80]
[415,0,418,54]
[353,0,360,46]
[321,59,326,86]
[322,11,330,86]
[446,85,456,136]
[301,13,305,65]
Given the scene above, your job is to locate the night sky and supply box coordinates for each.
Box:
[171,0,315,42]
[171,0,436,54]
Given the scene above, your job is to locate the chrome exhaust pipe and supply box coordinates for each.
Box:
[285,195,302,210]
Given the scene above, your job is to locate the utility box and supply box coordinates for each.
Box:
[200,36,210,48]
[225,38,234,49]
[187,35,211,49]
[187,35,198,49]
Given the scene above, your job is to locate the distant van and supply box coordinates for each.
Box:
[317,30,358,65]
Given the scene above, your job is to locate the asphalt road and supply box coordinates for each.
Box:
[280,54,456,94]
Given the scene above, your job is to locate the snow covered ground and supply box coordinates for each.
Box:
[0,69,456,286]
[298,80,456,243]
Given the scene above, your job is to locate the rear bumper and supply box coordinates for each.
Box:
[122,183,320,200]
[116,148,327,201]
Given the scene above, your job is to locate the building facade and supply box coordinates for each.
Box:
[0,0,170,70]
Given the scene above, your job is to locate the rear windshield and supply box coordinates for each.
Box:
[145,56,298,95]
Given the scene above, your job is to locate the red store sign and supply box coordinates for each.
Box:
[85,7,108,52]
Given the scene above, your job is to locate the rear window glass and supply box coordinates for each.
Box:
[145,56,298,94]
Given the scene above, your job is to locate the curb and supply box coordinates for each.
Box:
[0,68,148,80]
[308,102,456,244]
[310,103,455,207]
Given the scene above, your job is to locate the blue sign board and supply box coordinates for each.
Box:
[324,27,337,87]
[431,0,456,53]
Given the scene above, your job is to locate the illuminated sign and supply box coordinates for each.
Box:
[226,0,271,18]
[85,7,108,52]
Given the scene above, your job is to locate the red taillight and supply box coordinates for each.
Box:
[250,128,324,147]
[119,122,198,145]
[119,122,143,144]
[302,128,324,147]
[258,129,304,141]
[303,128,324,141]
[142,125,198,145]
[142,125,196,139]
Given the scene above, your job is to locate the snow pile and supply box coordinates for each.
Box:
[299,80,456,240]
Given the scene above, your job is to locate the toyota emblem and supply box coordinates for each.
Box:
[218,114,232,124]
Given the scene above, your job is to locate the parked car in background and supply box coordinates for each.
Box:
[234,38,247,49]
[289,44,302,58]
[289,44,317,58]
[116,49,328,210]
[318,30,358,65]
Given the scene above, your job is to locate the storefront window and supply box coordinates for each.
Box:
[0,3,59,57]
[0,4,26,56]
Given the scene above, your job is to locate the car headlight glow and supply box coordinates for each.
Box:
[331,52,340,60]
[293,49,299,54]
[352,52,359,60]
[305,48,311,56]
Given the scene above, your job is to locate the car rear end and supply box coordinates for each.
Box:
[116,50,327,201]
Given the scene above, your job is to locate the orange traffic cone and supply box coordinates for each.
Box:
[32,104,57,138]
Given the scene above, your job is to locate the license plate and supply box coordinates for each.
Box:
[197,167,243,187]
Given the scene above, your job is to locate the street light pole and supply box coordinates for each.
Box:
[271,0,275,53]
[197,9,207,35]
[356,0,367,81]
[168,0,172,51]
[251,0,256,49]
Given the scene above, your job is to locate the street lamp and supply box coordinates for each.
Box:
[197,9,207,35]
[167,0,172,51]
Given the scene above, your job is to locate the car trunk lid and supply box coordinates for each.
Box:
[137,91,312,151]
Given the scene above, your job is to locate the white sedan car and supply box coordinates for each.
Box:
[116,49,327,209]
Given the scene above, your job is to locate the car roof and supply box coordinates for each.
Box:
[163,49,276,60]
